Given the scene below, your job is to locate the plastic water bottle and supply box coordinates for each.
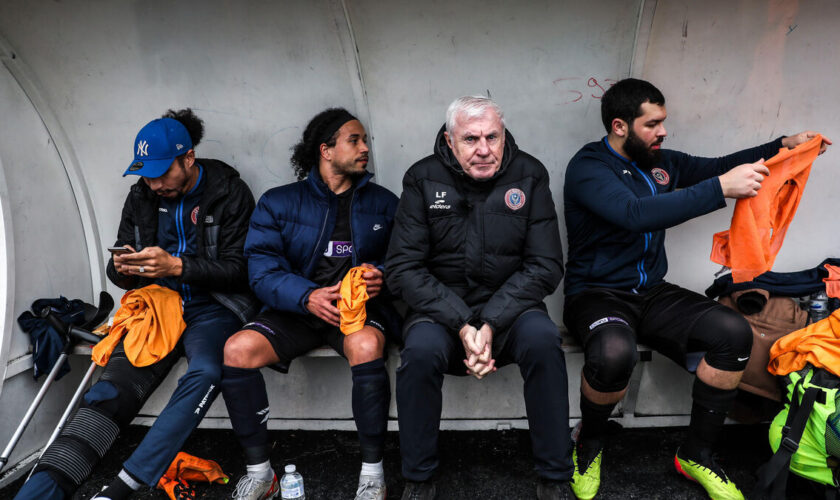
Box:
[280,464,305,500]
[809,291,830,323]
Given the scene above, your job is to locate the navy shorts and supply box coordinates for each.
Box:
[564,282,750,371]
[244,304,390,373]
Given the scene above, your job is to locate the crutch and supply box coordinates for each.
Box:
[24,360,99,480]
[0,291,112,472]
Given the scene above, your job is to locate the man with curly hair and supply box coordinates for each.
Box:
[221,108,400,500]
[14,109,258,500]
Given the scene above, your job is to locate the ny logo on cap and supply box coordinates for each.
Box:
[136,140,149,157]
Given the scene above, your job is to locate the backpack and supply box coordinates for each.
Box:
[753,366,840,499]
[718,290,807,401]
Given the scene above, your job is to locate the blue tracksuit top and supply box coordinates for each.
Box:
[156,164,204,302]
[563,136,785,296]
[245,168,398,315]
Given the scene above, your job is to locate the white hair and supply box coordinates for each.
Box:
[445,95,505,134]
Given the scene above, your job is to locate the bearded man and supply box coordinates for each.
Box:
[563,78,830,500]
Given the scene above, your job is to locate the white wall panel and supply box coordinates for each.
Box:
[643,0,840,293]
[0,63,91,365]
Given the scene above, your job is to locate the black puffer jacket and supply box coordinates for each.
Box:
[106,159,259,323]
[386,126,564,343]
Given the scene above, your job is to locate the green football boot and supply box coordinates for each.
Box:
[570,439,602,500]
[674,448,744,500]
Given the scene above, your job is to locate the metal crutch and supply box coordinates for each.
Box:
[25,360,99,481]
[0,338,75,471]
[0,293,111,472]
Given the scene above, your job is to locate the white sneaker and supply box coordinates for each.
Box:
[231,473,279,500]
[355,475,386,500]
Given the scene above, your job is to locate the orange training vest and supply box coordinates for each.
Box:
[824,264,840,299]
[156,451,229,500]
[91,285,186,367]
[339,266,369,335]
[768,308,840,378]
[710,134,823,283]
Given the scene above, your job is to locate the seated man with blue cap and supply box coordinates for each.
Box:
[14,109,257,500]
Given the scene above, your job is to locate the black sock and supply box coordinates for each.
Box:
[221,365,272,464]
[351,358,389,463]
[98,471,139,500]
[683,378,737,460]
[579,394,616,441]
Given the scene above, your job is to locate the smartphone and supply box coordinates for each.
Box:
[107,246,131,255]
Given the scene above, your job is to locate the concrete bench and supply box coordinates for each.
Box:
[71,329,694,432]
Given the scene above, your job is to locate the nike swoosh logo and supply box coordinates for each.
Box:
[737,356,750,362]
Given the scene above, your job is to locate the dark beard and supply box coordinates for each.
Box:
[331,159,368,178]
[624,129,662,169]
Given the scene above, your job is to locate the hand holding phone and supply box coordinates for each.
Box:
[109,245,137,275]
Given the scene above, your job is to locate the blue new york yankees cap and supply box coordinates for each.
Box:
[123,117,193,178]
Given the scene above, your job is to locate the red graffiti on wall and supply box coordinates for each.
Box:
[553,77,618,104]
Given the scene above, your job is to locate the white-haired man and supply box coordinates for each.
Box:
[386,96,572,499]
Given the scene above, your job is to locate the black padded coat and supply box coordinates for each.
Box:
[385,126,564,345]
[106,158,259,323]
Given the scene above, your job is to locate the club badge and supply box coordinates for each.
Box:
[505,188,526,210]
[650,168,670,185]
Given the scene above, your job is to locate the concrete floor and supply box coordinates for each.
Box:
[0,422,828,499]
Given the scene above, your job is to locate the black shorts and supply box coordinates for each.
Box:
[563,282,732,369]
[244,305,391,373]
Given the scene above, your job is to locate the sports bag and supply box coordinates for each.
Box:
[752,366,840,499]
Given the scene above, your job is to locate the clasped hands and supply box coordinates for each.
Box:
[459,323,497,380]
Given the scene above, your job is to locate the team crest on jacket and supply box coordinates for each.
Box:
[505,188,526,210]
[650,168,670,185]
[191,206,200,225]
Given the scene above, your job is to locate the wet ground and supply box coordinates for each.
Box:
[0,423,826,499]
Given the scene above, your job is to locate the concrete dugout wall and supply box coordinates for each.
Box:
[0,0,838,479]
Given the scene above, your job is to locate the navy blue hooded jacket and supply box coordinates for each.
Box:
[564,136,784,296]
[245,168,399,315]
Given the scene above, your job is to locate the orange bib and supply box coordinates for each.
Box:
[711,135,822,283]
[824,264,840,299]
[339,266,370,335]
[92,285,185,367]
[156,451,228,500]
[768,308,840,377]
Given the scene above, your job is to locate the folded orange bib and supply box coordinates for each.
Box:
[711,135,822,282]
[339,266,370,335]
[768,308,840,377]
[92,285,186,367]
